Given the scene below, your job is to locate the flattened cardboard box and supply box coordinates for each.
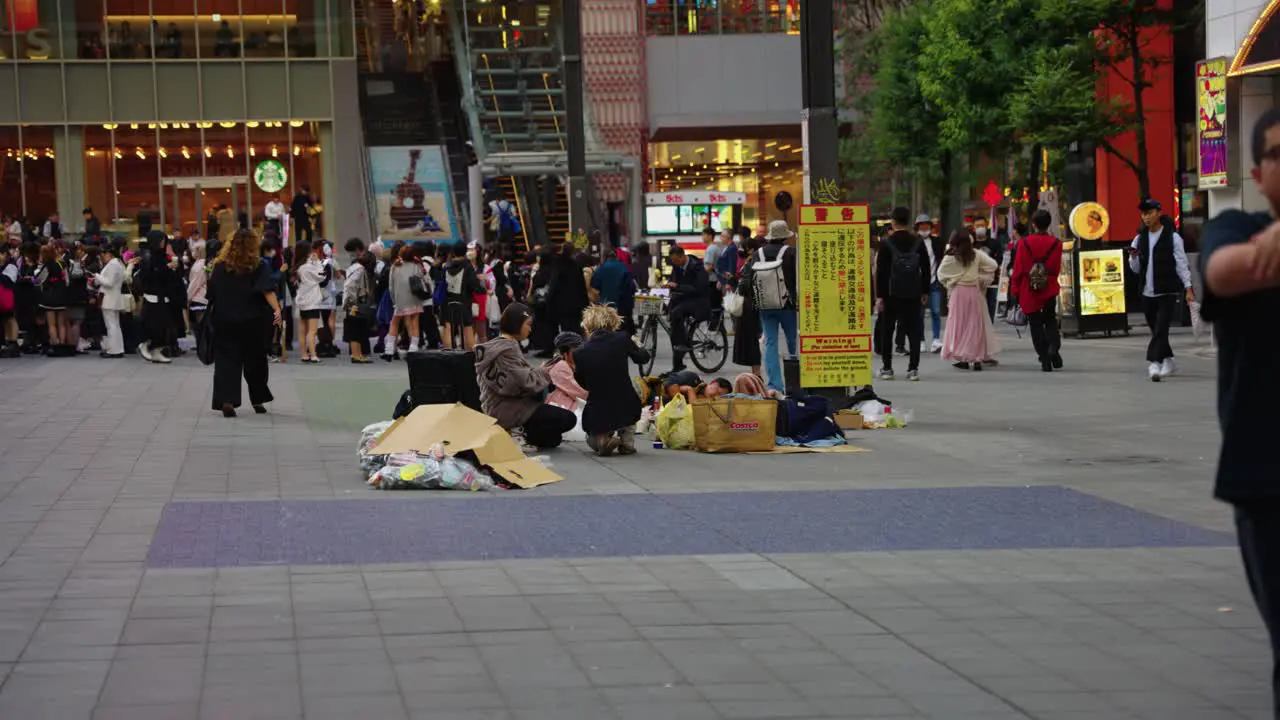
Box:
[369,403,562,488]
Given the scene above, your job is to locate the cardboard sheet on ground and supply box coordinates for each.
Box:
[368,404,562,488]
[748,445,868,455]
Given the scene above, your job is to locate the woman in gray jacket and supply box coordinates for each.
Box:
[382,244,425,360]
[475,303,576,449]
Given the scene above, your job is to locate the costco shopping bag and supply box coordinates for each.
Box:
[693,398,777,453]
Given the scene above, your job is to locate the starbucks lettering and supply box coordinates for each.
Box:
[0,28,53,60]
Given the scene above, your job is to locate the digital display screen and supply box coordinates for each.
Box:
[645,206,679,234]
[677,205,694,232]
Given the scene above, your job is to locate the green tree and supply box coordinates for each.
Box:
[1011,0,1200,201]
[861,2,952,216]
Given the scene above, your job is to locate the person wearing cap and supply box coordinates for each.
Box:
[1128,198,1193,381]
[545,331,588,411]
[475,303,577,449]
[742,219,799,393]
[910,213,946,354]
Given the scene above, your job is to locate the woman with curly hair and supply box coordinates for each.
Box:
[571,304,651,456]
[207,229,283,417]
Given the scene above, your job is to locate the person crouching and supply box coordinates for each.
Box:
[572,304,652,456]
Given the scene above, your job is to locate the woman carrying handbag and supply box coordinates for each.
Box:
[343,249,376,364]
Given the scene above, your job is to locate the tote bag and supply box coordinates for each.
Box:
[693,398,777,453]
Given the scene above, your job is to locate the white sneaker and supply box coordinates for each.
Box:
[153,351,172,364]
[1148,362,1162,382]
[1160,358,1176,378]
[138,344,153,362]
[929,338,942,353]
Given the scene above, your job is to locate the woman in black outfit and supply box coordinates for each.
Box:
[732,234,763,376]
[208,229,282,417]
[133,231,178,363]
[528,245,557,357]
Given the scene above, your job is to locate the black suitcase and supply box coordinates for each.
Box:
[405,349,482,411]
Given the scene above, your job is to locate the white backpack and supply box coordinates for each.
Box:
[751,246,790,310]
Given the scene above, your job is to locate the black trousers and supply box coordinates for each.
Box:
[881,297,922,371]
[292,218,312,246]
[1143,294,1177,363]
[419,305,442,349]
[1028,303,1061,362]
[212,318,273,410]
[669,300,707,369]
[1236,502,1280,719]
[522,403,577,449]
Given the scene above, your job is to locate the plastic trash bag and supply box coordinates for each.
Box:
[655,394,695,450]
[368,452,500,491]
[562,401,587,444]
[1190,300,1205,341]
[853,400,913,429]
[357,420,395,478]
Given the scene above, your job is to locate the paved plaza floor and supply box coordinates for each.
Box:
[0,323,1269,719]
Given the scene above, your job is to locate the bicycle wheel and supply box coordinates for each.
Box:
[688,316,728,373]
[638,316,657,376]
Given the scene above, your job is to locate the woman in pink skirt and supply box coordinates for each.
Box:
[938,230,1000,371]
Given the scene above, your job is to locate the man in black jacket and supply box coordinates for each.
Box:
[875,206,932,381]
[291,185,314,246]
[664,245,709,371]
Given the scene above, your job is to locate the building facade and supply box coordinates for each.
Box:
[1205,0,1280,215]
[0,0,365,242]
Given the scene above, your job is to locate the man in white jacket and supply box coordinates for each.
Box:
[94,246,129,358]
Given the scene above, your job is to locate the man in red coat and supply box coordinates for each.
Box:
[1010,209,1063,372]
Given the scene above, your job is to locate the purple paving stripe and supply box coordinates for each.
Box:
[145,486,1233,568]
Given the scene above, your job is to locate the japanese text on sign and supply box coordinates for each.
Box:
[797,204,872,388]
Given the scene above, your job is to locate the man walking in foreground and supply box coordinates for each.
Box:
[1201,107,1280,718]
[1129,198,1194,381]
[875,206,931,381]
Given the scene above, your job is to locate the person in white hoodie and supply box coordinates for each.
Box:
[94,245,128,358]
[292,241,327,364]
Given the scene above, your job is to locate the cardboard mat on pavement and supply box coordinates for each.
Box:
[370,403,562,488]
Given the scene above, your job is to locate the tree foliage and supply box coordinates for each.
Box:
[851,0,1200,206]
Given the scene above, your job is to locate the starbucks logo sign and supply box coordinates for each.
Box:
[253,159,288,194]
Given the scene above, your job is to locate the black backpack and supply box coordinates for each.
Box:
[887,238,923,298]
[1027,239,1058,292]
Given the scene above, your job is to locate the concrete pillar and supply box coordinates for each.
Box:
[54,126,84,229]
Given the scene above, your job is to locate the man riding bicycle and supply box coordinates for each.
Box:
[665,245,710,371]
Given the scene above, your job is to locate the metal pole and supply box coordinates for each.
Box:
[561,0,588,235]
[799,0,837,203]
[468,163,484,246]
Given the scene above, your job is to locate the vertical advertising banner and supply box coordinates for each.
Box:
[1197,57,1229,190]
[797,204,873,388]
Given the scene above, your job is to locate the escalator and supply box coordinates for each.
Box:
[451,0,571,251]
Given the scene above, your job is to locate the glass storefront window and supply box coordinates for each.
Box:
[77,0,108,59]
[154,0,198,59]
[289,120,322,236]
[245,0,288,59]
[21,126,57,225]
[0,128,24,223]
[246,120,290,228]
[645,0,799,36]
[103,0,150,59]
[286,0,317,57]
[83,125,116,221]
[196,0,243,58]
[112,124,160,232]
